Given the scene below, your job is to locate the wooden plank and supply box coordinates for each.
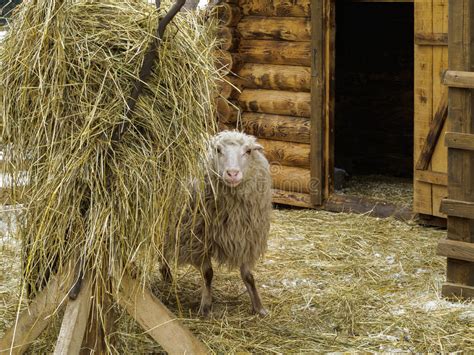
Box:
[443,70,474,88]
[117,274,207,355]
[240,112,310,143]
[440,198,474,219]
[415,92,448,170]
[443,0,474,293]
[310,0,325,206]
[442,282,474,298]
[272,188,311,207]
[236,63,311,92]
[53,275,92,355]
[271,164,311,193]
[258,138,310,168]
[238,40,311,66]
[430,0,449,219]
[415,170,448,185]
[437,238,474,262]
[237,17,311,42]
[238,89,311,117]
[239,0,310,17]
[413,0,434,215]
[414,32,448,46]
[324,194,414,221]
[445,132,474,151]
[0,266,74,354]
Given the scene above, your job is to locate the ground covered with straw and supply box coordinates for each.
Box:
[1,206,473,353]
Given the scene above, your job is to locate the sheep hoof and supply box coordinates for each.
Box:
[254,308,269,317]
[199,304,212,318]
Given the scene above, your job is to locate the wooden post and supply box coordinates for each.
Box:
[439,0,474,298]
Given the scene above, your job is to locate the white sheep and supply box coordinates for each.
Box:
[161,130,272,316]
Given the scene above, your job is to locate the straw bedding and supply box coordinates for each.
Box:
[1,0,221,317]
[1,207,473,353]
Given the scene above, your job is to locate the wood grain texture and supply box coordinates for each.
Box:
[239,89,311,117]
[239,0,309,17]
[238,17,311,41]
[445,132,474,151]
[440,198,474,219]
[272,188,311,207]
[217,3,242,27]
[415,170,448,186]
[236,63,311,92]
[437,238,474,262]
[216,98,240,123]
[259,138,310,168]
[240,112,310,143]
[238,40,311,66]
[415,32,448,46]
[217,26,239,51]
[270,164,311,193]
[443,70,474,88]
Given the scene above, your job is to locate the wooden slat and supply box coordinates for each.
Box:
[239,0,310,17]
[414,32,448,46]
[53,275,92,355]
[272,188,311,208]
[237,17,311,42]
[415,170,448,186]
[437,238,474,262]
[443,70,474,88]
[442,282,474,298]
[259,138,310,168]
[240,112,310,143]
[415,92,448,170]
[117,274,207,355]
[238,40,311,66]
[440,198,474,219]
[238,89,311,117]
[445,132,474,151]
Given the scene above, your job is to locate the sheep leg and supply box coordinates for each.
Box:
[198,258,213,317]
[240,264,268,317]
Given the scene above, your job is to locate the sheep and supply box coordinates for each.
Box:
[161,130,272,317]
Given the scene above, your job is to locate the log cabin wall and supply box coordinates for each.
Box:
[217,0,315,208]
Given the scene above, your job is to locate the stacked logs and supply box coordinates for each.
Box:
[216,0,312,207]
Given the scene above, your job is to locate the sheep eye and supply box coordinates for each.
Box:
[245,149,251,155]
[216,147,222,154]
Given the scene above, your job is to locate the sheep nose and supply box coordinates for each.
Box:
[226,169,240,178]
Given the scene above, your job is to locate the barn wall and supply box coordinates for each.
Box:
[217,0,314,207]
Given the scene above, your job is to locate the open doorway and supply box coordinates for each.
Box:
[334,1,414,209]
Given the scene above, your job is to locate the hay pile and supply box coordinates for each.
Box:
[1,208,473,352]
[0,0,220,337]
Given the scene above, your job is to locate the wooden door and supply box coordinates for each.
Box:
[414,0,449,218]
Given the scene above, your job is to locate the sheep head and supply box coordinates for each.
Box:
[209,131,263,188]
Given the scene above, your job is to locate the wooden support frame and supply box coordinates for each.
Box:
[438,0,474,299]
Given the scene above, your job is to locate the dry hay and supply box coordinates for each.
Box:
[1,207,473,353]
[339,174,413,208]
[0,0,222,341]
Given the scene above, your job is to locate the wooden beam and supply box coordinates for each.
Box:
[239,0,310,17]
[443,70,474,88]
[0,266,74,354]
[442,282,474,299]
[437,238,474,262]
[271,165,311,193]
[53,275,92,355]
[238,89,311,117]
[415,92,448,170]
[272,188,311,208]
[415,170,448,186]
[324,193,414,221]
[238,40,311,66]
[415,32,448,46]
[258,138,310,168]
[440,198,474,219]
[445,132,474,151]
[116,274,207,355]
[237,17,311,42]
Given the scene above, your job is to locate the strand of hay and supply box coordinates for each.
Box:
[0,0,222,345]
